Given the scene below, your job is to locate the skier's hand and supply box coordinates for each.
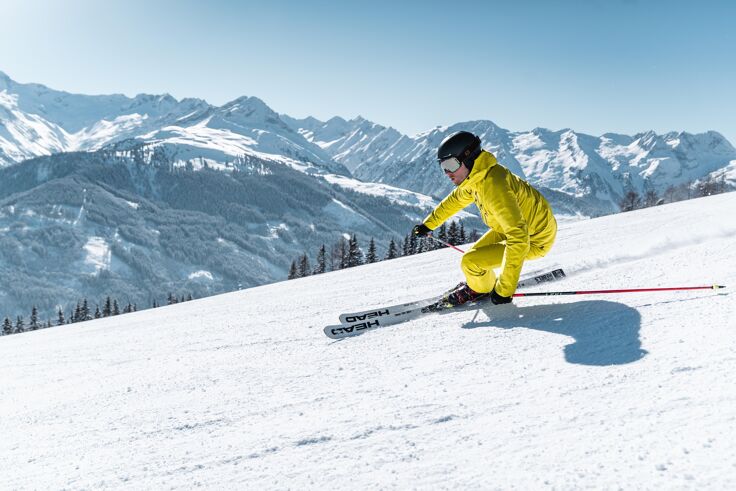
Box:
[490,289,512,305]
[412,223,431,237]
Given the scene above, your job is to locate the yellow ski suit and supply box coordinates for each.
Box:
[423,151,557,297]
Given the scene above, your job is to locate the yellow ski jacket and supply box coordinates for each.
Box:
[423,151,556,296]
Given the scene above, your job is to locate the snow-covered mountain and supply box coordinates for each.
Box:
[280,114,409,173]
[0,72,485,319]
[0,144,463,320]
[4,69,734,215]
[2,192,734,489]
[0,70,345,174]
[285,116,736,214]
[2,69,734,319]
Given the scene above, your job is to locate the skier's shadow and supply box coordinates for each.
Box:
[461,300,647,366]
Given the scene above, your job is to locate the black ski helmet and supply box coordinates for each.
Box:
[437,131,482,171]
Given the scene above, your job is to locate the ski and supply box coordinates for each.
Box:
[326,268,566,339]
[336,267,565,324]
[520,267,566,286]
[324,316,412,339]
[324,296,491,340]
[325,303,434,339]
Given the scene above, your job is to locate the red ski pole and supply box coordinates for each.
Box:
[427,234,465,254]
[513,285,726,297]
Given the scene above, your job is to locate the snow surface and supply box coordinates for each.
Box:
[1,193,735,489]
[82,236,111,272]
[188,270,214,281]
[322,173,437,208]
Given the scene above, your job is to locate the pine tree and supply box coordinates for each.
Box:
[113,300,120,315]
[94,306,102,319]
[697,176,717,197]
[57,308,65,326]
[288,260,299,279]
[347,234,364,267]
[366,238,377,263]
[448,221,459,245]
[313,244,327,274]
[416,237,426,254]
[298,253,311,277]
[15,316,25,334]
[408,233,418,255]
[385,238,399,260]
[103,296,112,317]
[424,237,434,252]
[339,237,350,269]
[29,306,40,331]
[81,299,91,321]
[664,185,677,203]
[437,223,448,250]
[459,222,467,244]
[73,302,82,323]
[330,237,350,270]
[619,190,642,212]
[643,189,660,207]
[717,172,728,194]
[2,318,12,336]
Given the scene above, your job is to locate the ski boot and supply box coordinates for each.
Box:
[441,282,490,307]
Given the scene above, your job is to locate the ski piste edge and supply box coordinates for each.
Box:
[326,268,566,340]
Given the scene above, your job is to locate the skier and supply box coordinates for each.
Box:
[413,131,557,307]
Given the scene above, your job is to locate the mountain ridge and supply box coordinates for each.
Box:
[0,70,348,175]
[285,115,736,213]
[3,69,734,215]
[0,144,451,319]
[1,70,734,319]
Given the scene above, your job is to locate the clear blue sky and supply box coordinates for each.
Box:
[2,0,735,142]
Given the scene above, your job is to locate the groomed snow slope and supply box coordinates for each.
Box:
[1,193,735,489]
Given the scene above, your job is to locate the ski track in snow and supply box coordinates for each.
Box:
[1,193,735,489]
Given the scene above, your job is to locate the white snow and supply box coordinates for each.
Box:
[323,198,374,229]
[187,270,214,281]
[82,236,111,272]
[322,173,438,209]
[266,223,288,239]
[1,193,735,489]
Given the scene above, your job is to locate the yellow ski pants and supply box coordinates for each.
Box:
[461,220,557,294]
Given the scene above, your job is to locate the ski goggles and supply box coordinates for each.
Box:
[439,156,463,173]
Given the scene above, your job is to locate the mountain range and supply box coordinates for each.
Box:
[284,115,736,215]
[1,70,734,318]
[1,71,456,319]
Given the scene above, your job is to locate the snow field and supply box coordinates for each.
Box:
[1,193,735,489]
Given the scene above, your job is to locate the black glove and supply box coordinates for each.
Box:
[490,289,512,305]
[412,223,431,237]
